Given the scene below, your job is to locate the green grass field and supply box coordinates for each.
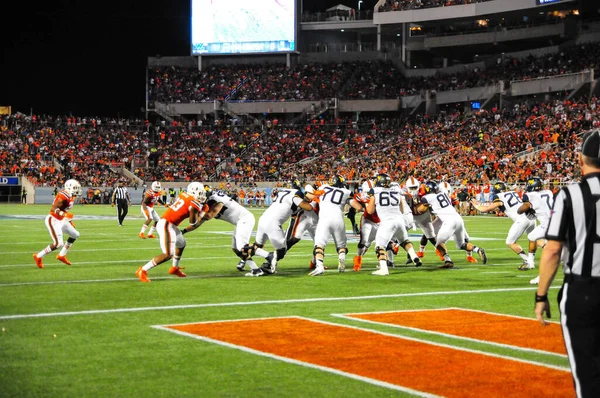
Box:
[0,204,569,397]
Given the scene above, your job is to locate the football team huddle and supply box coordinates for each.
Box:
[32,174,554,284]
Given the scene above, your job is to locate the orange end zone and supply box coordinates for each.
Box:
[345,309,566,356]
[167,317,573,397]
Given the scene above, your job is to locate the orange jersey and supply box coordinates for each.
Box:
[162,192,203,226]
[353,193,381,223]
[143,189,161,208]
[50,190,75,221]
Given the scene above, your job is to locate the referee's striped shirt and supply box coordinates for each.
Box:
[546,173,600,277]
[113,187,129,200]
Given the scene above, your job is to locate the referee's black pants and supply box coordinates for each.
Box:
[116,199,129,226]
[559,276,600,398]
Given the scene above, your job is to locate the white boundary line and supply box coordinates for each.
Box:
[333,307,567,359]
[0,286,558,320]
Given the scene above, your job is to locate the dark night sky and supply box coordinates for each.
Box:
[0,0,376,118]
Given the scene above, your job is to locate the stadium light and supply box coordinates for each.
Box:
[358,1,363,11]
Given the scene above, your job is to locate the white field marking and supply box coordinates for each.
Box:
[151,321,440,397]
[0,286,560,320]
[332,308,567,360]
[2,244,235,255]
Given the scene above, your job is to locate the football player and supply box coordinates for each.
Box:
[135,182,208,282]
[309,174,353,276]
[416,181,487,269]
[350,176,380,272]
[33,179,82,268]
[367,174,421,276]
[204,185,263,276]
[138,181,168,239]
[405,176,439,261]
[517,177,554,284]
[471,181,536,270]
[285,179,320,268]
[251,182,314,275]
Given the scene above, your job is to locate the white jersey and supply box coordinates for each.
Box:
[207,190,251,225]
[263,188,306,225]
[422,191,459,219]
[491,191,527,222]
[371,187,402,221]
[318,184,352,217]
[360,179,375,194]
[523,190,554,223]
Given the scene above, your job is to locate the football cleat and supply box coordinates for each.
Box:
[236,260,246,272]
[56,255,72,266]
[416,251,425,258]
[391,243,399,255]
[168,266,187,278]
[135,267,150,282]
[33,254,44,269]
[439,261,454,269]
[245,268,264,277]
[372,268,389,276]
[338,257,346,273]
[147,234,156,239]
[138,232,146,239]
[353,255,362,272]
[466,256,478,263]
[413,257,422,267]
[530,275,540,285]
[386,260,395,269]
[478,248,488,264]
[309,259,315,269]
[518,262,535,271]
[308,265,325,276]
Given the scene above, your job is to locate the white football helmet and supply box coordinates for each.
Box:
[187,182,206,202]
[439,181,453,194]
[405,177,420,196]
[64,179,82,196]
[151,181,161,193]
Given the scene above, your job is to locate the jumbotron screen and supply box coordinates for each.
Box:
[191,0,296,55]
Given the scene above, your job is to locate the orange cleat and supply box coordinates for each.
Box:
[435,249,445,261]
[135,267,150,282]
[147,234,156,239]
[138,232,146,239]
[168,266,187,277]
[416,251,425,258]
[33,254,44,269]
[391,243,399,255]
[353,255,362,272]
[309,260,315,269]
[56,255,72,266]
[466,256,478,263]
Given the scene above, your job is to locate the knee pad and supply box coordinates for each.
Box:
[233,248,244,259]
[376,246,387,260]
[241,244,256,259]
[66,237,77,244]
[336,247,348,255]
[399,240,411,249]
[313,246,324,257]
[276,248,286,261]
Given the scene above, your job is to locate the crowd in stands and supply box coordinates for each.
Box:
[378,0,493,13]
[0,114,145,187]
[149,42,600,104]
[3,95,599,191]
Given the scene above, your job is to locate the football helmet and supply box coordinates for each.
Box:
[64,179,82,196]
[204,185,213,196]
[526,177,543,192]
[492,182,507,194]
[187,182,206,202]
[405,176,420,196]
[424,181,439,194]
[439,181,453,194]
[390,182,401,192]
[291,177,303,191]
[329,174,346,188]
[375,173,391,188]
[151,181,161,193]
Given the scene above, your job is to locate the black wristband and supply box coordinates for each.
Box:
[535,293,548,303]
[181,229,187,235]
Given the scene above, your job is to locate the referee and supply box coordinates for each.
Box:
[111,182,131,226]
[535,131,600,397]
